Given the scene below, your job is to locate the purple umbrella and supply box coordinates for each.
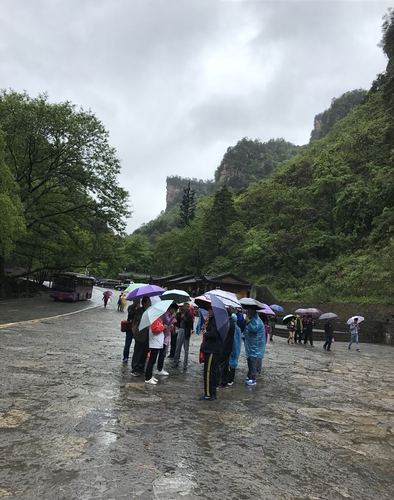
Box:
[210,294,229,341]
[257,304,276,316]
[126,284,165,301]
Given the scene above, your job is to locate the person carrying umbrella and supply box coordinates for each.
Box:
[145,316,167,385]
[295,315,303,344]
[348,317,361,352]
[303,315,314,347]
[218,307,236,387]
[130,297,151,376]
[199,307,223,400]
[244,307,265,386]
[323,320,334,351]
[173,303,194,372]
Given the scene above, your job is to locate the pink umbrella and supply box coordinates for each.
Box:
[257,304,276,316]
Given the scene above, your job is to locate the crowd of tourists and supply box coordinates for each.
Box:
[110,290,362,402]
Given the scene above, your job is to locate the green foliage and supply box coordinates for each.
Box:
[215,138,298,191]
[179,181,196,227]
[310,89,367,141]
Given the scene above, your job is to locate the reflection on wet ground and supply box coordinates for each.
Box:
[0,306,393,499]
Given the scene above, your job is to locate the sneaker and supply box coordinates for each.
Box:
[227,381,234,386]
[145,378,158,385]
[156,370,169,376]
[152,376,159,382]
[199,395,216,401]
[245,379,257,386]
[130,371,141,377]
[348,344,351,350]
[122,358,128,363]
[356,348,360,352]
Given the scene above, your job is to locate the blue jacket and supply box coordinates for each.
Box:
[244,313,266,359]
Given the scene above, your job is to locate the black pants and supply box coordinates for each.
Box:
[219,354,230,386]
[228,367,236,384]
[132,340,149,373]
[123,331,133,360]
[203,352,219,398]
[169,332,178,358]
[144,347,166,380]
[304,331,313,346]
[295,330,302,343]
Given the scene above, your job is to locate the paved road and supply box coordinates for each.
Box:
[0,305,393,499]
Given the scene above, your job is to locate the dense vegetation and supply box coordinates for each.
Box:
[127,12,394,304]
[0,91,128,294]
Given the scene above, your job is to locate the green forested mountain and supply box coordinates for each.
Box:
[130,12,394,303]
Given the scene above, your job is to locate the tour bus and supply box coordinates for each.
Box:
[50,272,95,302]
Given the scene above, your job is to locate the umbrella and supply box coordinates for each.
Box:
[239,297,265,309]
[270,304,284,313]
[160,289,191,304]
[305,308,322,317]
[139,300,174,330]
[257,304,276,316]
[103,290,113,297]
[125,282,147,293]
[126,284,165,301]
[194,294,212,309]
[206,289,241,308]
[347,315,365,325]
[295,308,307,315]
[283,314,296,323]
[319,312,338,320]
[210,294,229,341]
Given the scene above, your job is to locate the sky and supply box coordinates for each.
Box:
[0,0,391,232]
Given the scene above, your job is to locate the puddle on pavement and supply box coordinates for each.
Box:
[0,409,29,428]
[152,475,197,499]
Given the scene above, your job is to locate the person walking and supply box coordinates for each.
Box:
[173,303,194,371]
[303,315,314,346]
[348,317,361,351]
[117,293,123,312]
[145,317,167,385]
[323,319,334,351]
[131,297,151,376]
[199,308,222,400]
[244,307,265,386]
[287,318,296,344]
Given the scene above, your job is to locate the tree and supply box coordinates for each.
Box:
[0,130,26,284]
[0,91,129,276]
[179,181,196,227]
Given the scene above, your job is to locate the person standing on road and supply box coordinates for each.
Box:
[122,301,139,363]
[287,318,296,344]
[163,303,177,357]
[244,307,265,386]
[303,315,314,346]
[199,308,222,400]
[145,317,167,385]
[173,303,194,371]
[323,319,334,351]
[218,308,236,387]
[131,297,151,376]
[227,312,242,386]
[348,317,361,352]
[295,315,303,344]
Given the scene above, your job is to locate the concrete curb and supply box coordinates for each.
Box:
[0,303,102,330]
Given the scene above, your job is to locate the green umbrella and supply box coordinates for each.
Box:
[124,282,147,293]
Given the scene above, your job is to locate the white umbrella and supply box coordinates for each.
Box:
[139,300,174,330]
[239,297,265,309]
[125,282,147,293]
[206,289,241,308]
[283,314,296,323]
[319,312,338,320]
[347,315,365,325]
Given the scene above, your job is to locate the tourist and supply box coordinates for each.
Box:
[323,319,334,351]
[145,316,167,385]
[295,315,303,343]
[173,302,194,371]
[163,303,178,359]
[168,308,182,358]
[218,308,236,387]
[117,293,123,312]
[199,307,222,400]
[243,307,265,386]
[122,300,139,363]
[348,317,361,352]
[228,311,242,386]
[287,318,296,344]
[303,315,314,346]
[131,297,151,376]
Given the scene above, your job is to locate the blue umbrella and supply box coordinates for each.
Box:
[270,304,284,313]
[210,294,229,341]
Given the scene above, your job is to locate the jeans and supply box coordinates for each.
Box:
[123,331,133,360]
[348,332,359,349]
[247,356,257,381]
[173,328,190,369]
[323,335,333,351]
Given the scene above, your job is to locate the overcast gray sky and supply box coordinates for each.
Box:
[0,0,391,231]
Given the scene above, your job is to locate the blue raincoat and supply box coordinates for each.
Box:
[229,313,242,369]
[244,312,266,359]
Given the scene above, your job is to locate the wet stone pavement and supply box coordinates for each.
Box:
[0,305,393,499]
